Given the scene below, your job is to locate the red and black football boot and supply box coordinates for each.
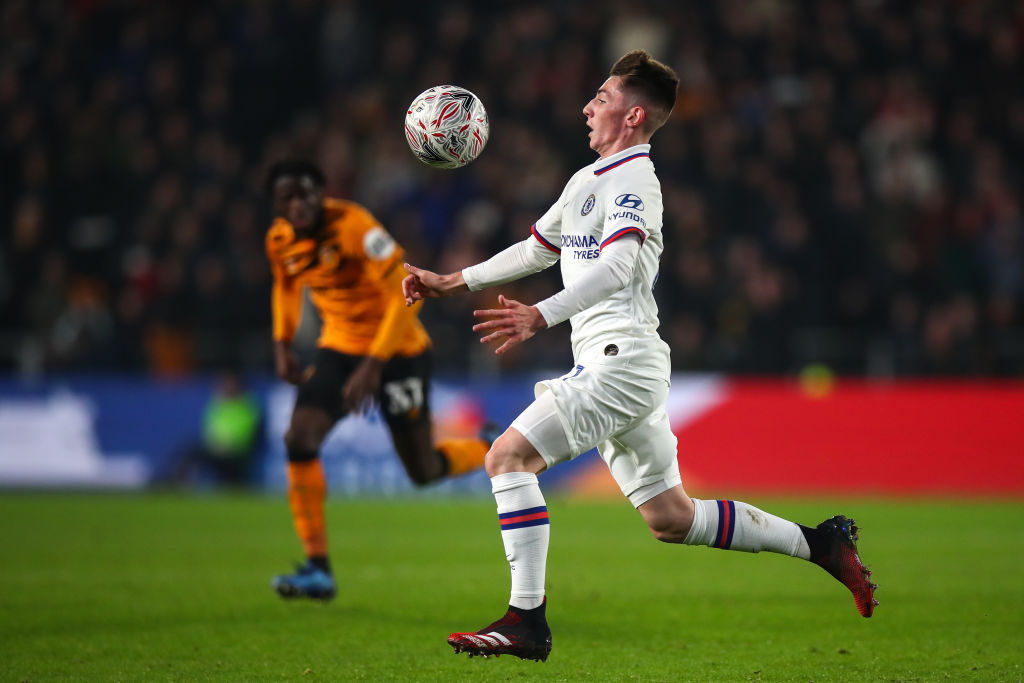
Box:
[447,600,552,662]
[806,515,878,617]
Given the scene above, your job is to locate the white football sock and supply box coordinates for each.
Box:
[492,472,549,610]
[684,498,810,559]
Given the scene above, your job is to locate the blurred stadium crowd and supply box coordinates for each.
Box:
[2,0,1022,377]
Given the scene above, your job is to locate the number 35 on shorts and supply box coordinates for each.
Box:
[382,377,424,418]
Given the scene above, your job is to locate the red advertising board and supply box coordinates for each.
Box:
[569,378,1024,497]
[676,380,1024,496]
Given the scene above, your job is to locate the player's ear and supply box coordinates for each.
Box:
[626,105,646,130]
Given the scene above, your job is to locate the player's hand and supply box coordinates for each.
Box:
[274,342,305,385]
[472,295,548,355]
[342,356,384,414]
[402,264,467,306]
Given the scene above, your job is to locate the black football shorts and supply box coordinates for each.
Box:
[295,347,432,429]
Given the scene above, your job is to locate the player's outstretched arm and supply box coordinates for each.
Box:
[402,264,469,306]
[472,295,547,355]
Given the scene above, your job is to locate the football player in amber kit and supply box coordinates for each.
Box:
[265,160,490,600]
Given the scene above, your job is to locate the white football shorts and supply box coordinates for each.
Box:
[510,354,681,507]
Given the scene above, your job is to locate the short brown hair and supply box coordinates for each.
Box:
[610,50,679,133]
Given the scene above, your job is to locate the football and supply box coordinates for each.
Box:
[404,85,489,169]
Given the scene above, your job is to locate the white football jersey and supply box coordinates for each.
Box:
[532,143,670,370]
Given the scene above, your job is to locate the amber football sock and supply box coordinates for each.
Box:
[286,460,328,560]
[437,437,488,477]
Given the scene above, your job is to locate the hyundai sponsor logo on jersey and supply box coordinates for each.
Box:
[608,210,647,228]
[614,193,644,210]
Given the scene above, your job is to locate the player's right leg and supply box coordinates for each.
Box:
[380,352,489,484]
[388,418,494,483]
[271,405,336,600]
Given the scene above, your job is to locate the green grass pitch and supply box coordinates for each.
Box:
[1,493,1021,681]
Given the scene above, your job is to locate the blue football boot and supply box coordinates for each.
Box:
[272,561,336,601]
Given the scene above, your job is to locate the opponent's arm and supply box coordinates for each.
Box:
[368,265,424,360]
[269,262,305,384]
[343,263,423,412]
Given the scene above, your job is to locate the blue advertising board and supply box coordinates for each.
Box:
[0,373,598,494]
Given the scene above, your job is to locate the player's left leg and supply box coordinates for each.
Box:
[638,485,810,556]
[626,408,808,555]
[639,487,878,616]
[380,352,488,484]
[629,423,878,619]
[608,407,878,617]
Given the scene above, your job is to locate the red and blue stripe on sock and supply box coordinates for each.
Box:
[498,505,550,530]
[714,500,736,549]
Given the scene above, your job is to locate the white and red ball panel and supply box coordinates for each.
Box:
[405,85,489,169]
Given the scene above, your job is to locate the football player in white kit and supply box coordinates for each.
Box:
[403,50,877,663]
